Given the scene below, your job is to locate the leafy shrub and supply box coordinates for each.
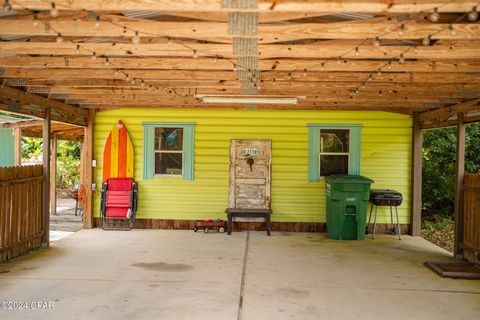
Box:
[422,123,480,220]
[21,138,81,189]
[21,137,43,159]
[57,141,81,189]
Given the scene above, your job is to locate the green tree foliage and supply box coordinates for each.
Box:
[57,141,81,188]
[21,137,81,189]
[21,137,43,159]
[422,123,480,219]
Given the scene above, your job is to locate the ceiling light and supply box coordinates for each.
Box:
[195,95,302,105]
[468,7,478,22]
[50,2,58,17]
[429,8,440,22]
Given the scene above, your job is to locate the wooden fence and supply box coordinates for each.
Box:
[464,173,480,264]
[0,165,43,263]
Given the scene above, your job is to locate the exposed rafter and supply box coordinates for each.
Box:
[9,0,480,13]
[0,86,87,126]
[419,98,480,127]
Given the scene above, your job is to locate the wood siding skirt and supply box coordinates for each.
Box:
[93,218,410,234]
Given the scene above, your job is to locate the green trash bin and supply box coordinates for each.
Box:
[325,175,373,240]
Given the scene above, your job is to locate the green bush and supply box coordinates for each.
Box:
[57,141,81,189]
[21,137,43,159]
[422,123,480,220]
[21,138,81,189]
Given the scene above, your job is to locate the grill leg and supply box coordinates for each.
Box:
[395,206,401,240]
[227,213,232,235]
[367,203,374,234]
[372,205,378,239]
[390,206,394,228]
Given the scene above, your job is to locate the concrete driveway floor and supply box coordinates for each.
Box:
[0,229,479,320]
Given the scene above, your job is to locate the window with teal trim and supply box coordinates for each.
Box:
[143,122,196,181]
[308,124,362,182]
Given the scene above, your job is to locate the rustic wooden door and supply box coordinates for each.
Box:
[229,140,272,209]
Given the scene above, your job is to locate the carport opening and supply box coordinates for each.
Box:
[421,123,480,253]
[0,112,85,241]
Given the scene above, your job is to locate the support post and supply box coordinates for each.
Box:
[80,140,85,187]
[410,112,423,236]
[83,110,94,229]
[454,113,466,258]
[42,107,51,246]
[50,134,57,215]
[13,127,22,166]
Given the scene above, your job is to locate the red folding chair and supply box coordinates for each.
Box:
[100,178,138,230]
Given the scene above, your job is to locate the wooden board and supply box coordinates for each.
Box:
[102,120,134,181]
[229,140,272,209]
[424,261,480,279]
[464,174,480,264]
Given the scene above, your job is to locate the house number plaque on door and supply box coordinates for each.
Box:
[243,148,260,156]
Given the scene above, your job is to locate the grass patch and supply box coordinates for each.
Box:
[421,214,454,253]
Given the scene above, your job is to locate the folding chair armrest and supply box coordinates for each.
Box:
[100,182,109,217]
[132,182,138,213]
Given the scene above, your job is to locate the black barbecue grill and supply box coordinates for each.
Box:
[367,189,403,240]
[370,189,403,206]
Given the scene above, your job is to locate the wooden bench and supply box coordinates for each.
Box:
[225,208,272,236]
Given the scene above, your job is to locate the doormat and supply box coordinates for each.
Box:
[424,261,480,279]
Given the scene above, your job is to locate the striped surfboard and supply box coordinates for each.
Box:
[103,120,134,181]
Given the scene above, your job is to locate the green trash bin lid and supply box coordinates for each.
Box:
[325,174,374,184]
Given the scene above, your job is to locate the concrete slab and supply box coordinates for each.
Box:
[0,230,479,320]
[243,233,480,320]
[50,198,83,232]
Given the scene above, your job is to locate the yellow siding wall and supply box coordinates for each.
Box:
[93,109,412,224]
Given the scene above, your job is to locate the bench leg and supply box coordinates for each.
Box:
[227,213,232,235]
[266,214,272,236]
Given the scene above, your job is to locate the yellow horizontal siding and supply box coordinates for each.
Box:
[93,109,412,224]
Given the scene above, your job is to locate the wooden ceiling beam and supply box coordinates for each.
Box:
[19,81,480,93]
[2,119,45,129]
[2,18,480,43]
[10,0,479,13]
[0,101,44,119]
[1,57,480,73]
[0,86,87,126]
[0,42,478,59]
[419,98,480,124]
[2,69,479,83]
[92,101,425,114]
[421,114,480,129]
[32,82,480,91]
[76,95,470,105]
[55,88,478,97]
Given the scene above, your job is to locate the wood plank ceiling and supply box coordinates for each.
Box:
[0,0,479,115]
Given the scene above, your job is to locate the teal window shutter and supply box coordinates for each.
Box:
[143,122,196,181]
[308,127,320,182]
[143,125,155,180]
[182,124,195,181]
[307,124,362,181]
[349,126,362,175]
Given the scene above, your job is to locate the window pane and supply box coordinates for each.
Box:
[155,153,183,175]
[320,129,349,153]
[320,155,349,176]
[154,128,183,151]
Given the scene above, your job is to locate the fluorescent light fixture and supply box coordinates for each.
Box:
[195,94,301,105]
